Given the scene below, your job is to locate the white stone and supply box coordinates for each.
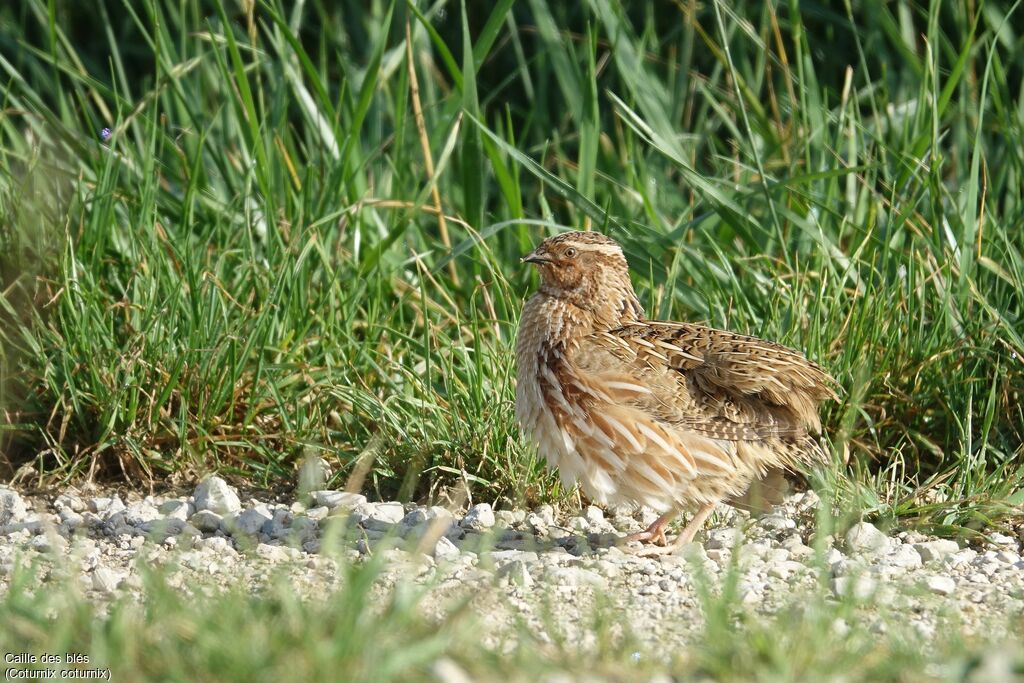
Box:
[913,539,960,562]
[255,543,292,563]
[885,544,923,569]
[995,550,1020,564]
[91,567,124,593]
[401,506,454,531]
[125,502,161,527]
[30,534,67,554]
[759,514,796,531]
[924,575,956,596]
[433,536,461,562]
[53,493,85,513]
[313,490,366,510]
[549,566,607,588]
[831,575,876,599]
[988,532,1016,547]
[305,506,329,521]
[194,477,241,515]
[845,522,889,554]
[196,536,236,555]
[89,496,126,517]
[189,510,223,533]
[431,657,474,683]
[357,502,405,531]
[461,503,496,530]
[497,560,534,587]
[535,504,556,526]
[705,528,741,549]
[229,507,272,536]
[159,500,192,521]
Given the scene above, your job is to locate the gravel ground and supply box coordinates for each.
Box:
[2,478,1023,650]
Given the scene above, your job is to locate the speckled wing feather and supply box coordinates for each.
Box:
[575,321,836,450]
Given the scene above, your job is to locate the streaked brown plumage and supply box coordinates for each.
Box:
[515,231,836,553]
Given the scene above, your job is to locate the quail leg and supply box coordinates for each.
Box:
[622,510,676,547]
[632,503,716,556]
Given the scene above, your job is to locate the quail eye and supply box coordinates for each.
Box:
[564,247,577,258]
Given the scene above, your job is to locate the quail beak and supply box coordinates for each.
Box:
[521,249,552,265]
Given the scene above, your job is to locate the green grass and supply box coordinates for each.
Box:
[1,1,1022,525]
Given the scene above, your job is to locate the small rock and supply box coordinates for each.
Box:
[434,536,461,562]
[263,509,294,539]
[125,502,161,527]
[305,506,329,521]
[401,506,455,537]
[189,510,224,533]
[89,496,126,517]
[845,522,889,555]
[567,516,590,532]
[196,536,236,555]
[255,543,292,563]
[194,477,241,515]
[91,567,124,593]
[431,657,474,683]
[885,544,923,569]
[490,549,539,564]
[987,532,1016,548]
[313,490,366,510]
[53,493,86,513]
[824,547,844,565]
[994,550,1020,565]
[159,500,192,521]
[831,575,876,599]
[705,528,741,549]
[357,502,405,531]
[461,503,496,530]
[141,518,187,542]
[549,566,607,588]
[913,539,960,562]
[535,505,556,526]
[31,534,67,554]
[759,514,796,531]
[924,575,956,596]
[584,506,605,525]
[497,560,534,587]
[288,517,318,543]
[228,507,272,536]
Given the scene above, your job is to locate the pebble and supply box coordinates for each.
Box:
[461,503,496,530]
[356,502,405,531]
[434,537,461,562]
[229,507,273,536]
[885,544,923,569]
[91,567,124,593]
[189,510,224,533]
[313,491,366,510]
[845,522,890,555]
[925,575,957,596]
[831,575,876,600]
[549,567,607,588]
[0,488,27,525]
[194,477,241,515]
[497,560,534,587]
[914,539,960,562]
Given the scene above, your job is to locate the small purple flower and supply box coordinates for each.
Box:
[100,127,112,142]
